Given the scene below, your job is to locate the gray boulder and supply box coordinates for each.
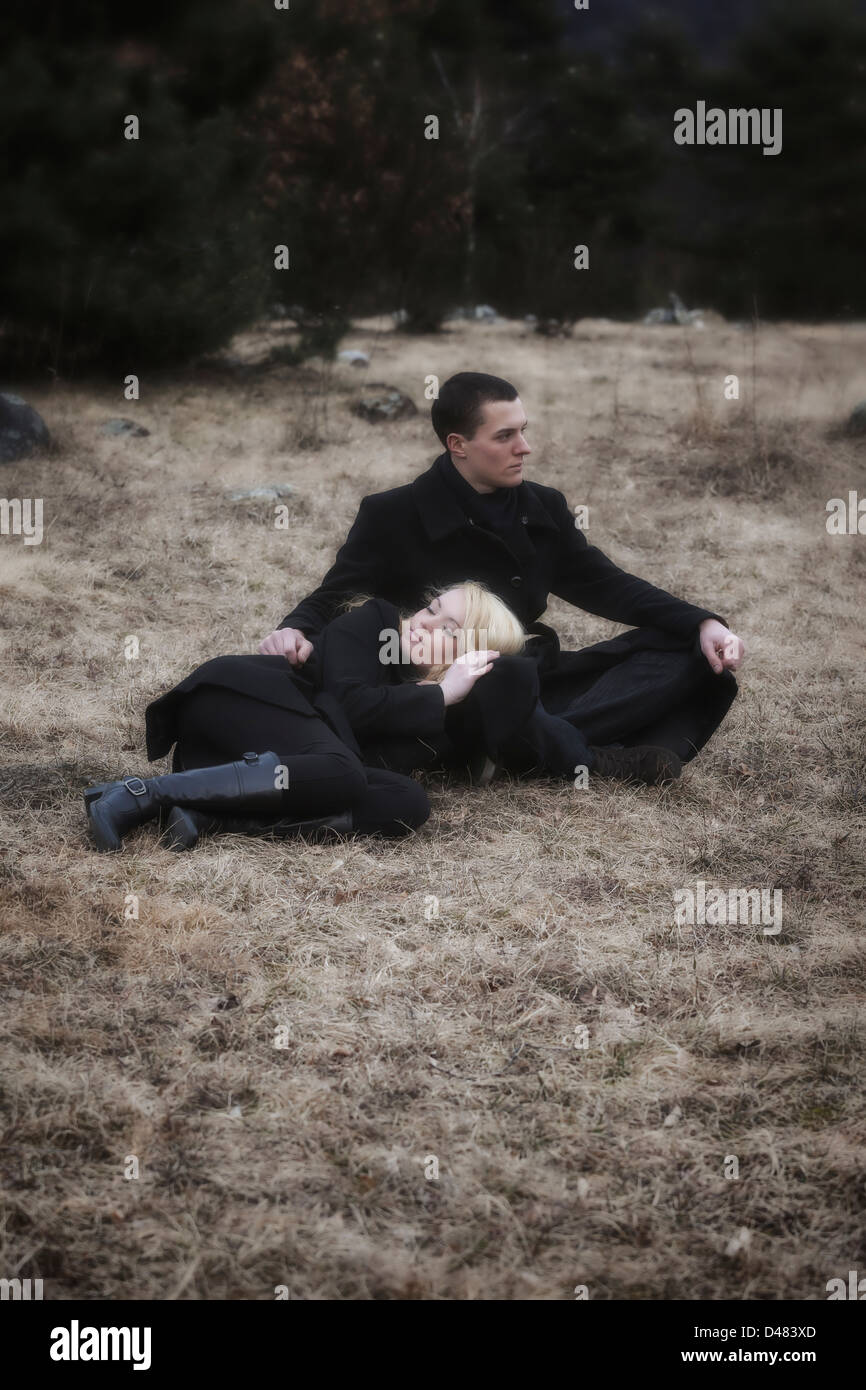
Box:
[353,384,417,423]
[643,292,705,328]
[0,392,50,463]
[447,304,500,322]
[226,484,295,501]
[844,401,866,436]
[102,418,150,437]
[535,317,573,338]
[669,292,690,325]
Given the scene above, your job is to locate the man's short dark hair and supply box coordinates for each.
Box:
[431,372,519,448]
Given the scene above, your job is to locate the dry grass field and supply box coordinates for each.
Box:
[1,315,864,1300]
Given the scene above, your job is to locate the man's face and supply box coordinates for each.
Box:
[447,397,531,492]
[400,588,467,669]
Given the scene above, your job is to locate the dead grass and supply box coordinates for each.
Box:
[0,316,864,1300]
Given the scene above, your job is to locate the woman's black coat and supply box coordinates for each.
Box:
[145,599,536,766]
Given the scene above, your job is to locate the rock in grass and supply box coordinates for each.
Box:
[353,385,417,423]
[643,292,706,328]
[535,317,574,338]
[102,418,150,437]
[447,304,499,322]
[844,401,866,436]
[0,392,50,463]
[225,484,295,501]
[338,350,370,367]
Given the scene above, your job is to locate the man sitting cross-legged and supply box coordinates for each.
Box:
[259,372,744,784]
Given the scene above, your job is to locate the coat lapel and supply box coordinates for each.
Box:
[518,484,560,536]
[410,453,559,546]
[410,459,468,542]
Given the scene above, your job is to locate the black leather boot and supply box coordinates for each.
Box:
[163,805,354,851]
[84,751,288,853]
[588,745,683,785]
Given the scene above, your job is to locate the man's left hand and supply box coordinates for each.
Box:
[699,618,745,674]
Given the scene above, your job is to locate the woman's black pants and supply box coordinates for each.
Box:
[173,686,429,837]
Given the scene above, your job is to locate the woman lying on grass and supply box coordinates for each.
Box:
[84,582,535,853]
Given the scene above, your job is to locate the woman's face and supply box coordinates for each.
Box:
[400,588,468,669]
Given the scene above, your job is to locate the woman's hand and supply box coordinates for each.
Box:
[440,650,500,706]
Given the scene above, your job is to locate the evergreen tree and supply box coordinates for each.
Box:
[712,0,866,318]
[256,2,469,338]
[0,1,278,372]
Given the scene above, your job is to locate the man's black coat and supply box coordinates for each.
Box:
[279,452,723,687]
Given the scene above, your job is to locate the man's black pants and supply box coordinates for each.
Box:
[360,630,738,778]
[508,632,738,775]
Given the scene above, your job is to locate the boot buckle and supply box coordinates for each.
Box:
[123,776,148,797]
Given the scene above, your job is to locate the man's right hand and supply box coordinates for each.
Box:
[258,627,313,664]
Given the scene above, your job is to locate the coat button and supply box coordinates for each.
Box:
[510,575,522,587]
[243,751,259,764]
[520,515,528,524]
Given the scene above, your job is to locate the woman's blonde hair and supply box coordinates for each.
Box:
[418,580,525,683]
[342,583,526,682]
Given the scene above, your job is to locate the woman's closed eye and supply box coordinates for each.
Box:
[426,604,457,635]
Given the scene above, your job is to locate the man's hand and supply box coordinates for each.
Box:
[258,626,313,665]
[699,619,745,674]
